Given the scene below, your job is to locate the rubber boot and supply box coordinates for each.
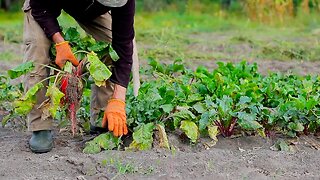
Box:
[29,130,53,153]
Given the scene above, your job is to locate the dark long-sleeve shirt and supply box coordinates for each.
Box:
[29,0,135,88]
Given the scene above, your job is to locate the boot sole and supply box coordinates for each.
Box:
[30,144,53,153]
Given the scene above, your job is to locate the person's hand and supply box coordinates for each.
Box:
[102,99,128,137]
[55,41,79,69]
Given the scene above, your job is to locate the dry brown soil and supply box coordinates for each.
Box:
[1,127,320,180]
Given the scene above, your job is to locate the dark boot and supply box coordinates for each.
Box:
[29,130,53,153]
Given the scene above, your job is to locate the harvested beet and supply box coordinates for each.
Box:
[60,61,84,136]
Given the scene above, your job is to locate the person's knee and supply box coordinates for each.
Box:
[24,37,52,63]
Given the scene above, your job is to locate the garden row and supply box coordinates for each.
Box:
[0,28,319,153]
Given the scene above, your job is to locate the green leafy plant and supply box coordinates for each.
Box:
[2,27,320,153]
[126,58,320,145]
[128,123,155,150]
[83,132,121,154]
[2,27,117,135]
[1,61,35,127]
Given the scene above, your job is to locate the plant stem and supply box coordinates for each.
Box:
[75,50,90,54]
[53,72,62,86]
[38,75,59,84]
[38,63,65,73]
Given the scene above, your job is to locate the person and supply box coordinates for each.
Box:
[22,0,136,153]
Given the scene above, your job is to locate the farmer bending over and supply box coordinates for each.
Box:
[22,0,135,153]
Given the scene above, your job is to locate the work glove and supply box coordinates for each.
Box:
[55,41,79,69]
[102,99,128,137]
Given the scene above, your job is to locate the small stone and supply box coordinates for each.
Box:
[76,175,86,180]
[48,154,60,162]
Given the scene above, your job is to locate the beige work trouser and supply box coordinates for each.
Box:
[22,1,137,131]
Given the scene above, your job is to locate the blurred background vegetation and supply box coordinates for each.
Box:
[1,0,320,18]
[1,0,320,64]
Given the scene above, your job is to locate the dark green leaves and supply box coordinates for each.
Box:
[4,51,320,152]
[64,27,80,42]
[88,41,109,52]
[199,110,216,131]
[237,112,262,130]
[126,59,320,147]
[62,27,118,61]
[148,57,165,74]
[160,104,174,113]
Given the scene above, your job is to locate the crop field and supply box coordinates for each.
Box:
[1,1,320,179]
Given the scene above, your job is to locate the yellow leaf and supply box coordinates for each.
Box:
[208,125,219,141]
[155,124,170,149]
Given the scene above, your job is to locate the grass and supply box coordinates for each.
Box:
[101,155,155,177]
[0,51,22,62]
[1,9,320,62]
[134,10,320,61]
[0,12,23,43]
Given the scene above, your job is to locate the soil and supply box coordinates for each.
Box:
[1,33,320,179]
[1,127,320,180]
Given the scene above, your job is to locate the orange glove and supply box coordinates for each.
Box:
[102,99,128,137]
[55,41,79,69]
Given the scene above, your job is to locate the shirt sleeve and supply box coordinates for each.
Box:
[109,0,135,88]
[30,0,62,38]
